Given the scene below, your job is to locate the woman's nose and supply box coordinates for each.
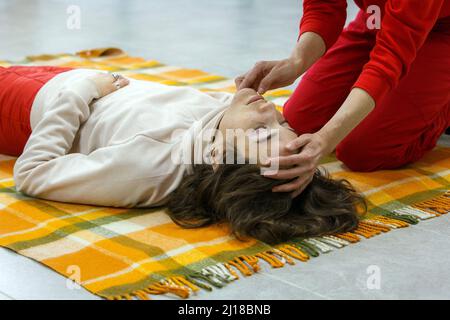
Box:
[239,87,257,95]
[258,101,275,112]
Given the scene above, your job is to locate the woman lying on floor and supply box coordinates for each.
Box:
[0,66,365,244]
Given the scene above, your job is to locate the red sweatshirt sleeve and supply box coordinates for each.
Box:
[299,0,347,50]
[353,0,445,104]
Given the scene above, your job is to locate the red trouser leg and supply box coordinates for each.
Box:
[283,11,450,172]
[0,66,72,156]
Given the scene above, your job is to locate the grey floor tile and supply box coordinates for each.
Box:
[153,269,327,300]
[0,247,22,266]
[413,215,450,237]
[255,215,450,300]
[0,291,13,300]
[0,251,99,300]
[154,215,450,300]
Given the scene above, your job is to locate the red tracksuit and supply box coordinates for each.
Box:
[284,1,450,171]
[0,66,72,156]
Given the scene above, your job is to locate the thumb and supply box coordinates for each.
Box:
[286,134,312,151]
[234,74,245,88]
[257,69,277,94]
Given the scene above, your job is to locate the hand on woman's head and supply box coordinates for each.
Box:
[214,88,298,167]
[264,132,332,198]
[168,164,364,244]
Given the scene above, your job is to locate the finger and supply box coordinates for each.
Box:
[115,74,127,82]
[272,171,313,193]
[235,75,245,88]
[257,69,277,94]
[272,176,304,193]
[110,73,121,82]
[267,153,311,168]
[286,134,312,151]
[290,187,303,199]
[113,77,129,90]
[238,63,264,90]
[118,77,129,87]
[119,76,130,86]
[238,72,258,90]
[278,153,315,167]
[290,174,314,198]
[263,164,311,180]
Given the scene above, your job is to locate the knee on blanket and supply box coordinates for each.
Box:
[336,139,377,172]
[336,137,417,172]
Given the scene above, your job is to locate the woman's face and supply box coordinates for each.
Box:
[214,88,298,165]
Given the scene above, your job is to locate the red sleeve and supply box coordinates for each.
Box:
[353,0,445,104]
[299,0,347,50]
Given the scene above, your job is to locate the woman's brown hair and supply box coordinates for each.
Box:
[167,164,365,245]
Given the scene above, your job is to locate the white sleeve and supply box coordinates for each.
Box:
[13,78,160,208]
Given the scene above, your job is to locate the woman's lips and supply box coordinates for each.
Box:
[246,95,265,105]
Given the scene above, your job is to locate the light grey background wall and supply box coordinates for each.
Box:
[0,0,359,77]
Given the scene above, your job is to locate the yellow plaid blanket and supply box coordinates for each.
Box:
[1,48,449,300]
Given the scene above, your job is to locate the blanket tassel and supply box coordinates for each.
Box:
[103,191,450,300]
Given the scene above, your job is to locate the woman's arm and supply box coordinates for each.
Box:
[353,0,444,104]
[266,1,445,196]
[265,88,374,196]
[317,88,375,155]
[300,0,347,51]
[235,31,326,94]
[235,0,347,92]
[12,74,163,207]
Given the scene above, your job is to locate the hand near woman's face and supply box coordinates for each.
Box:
[217,88,298,165]
[217,88,327,198]
[234,58,303,94]
[263,133,330,198]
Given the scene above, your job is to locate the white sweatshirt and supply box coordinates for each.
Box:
[13,69,233,208]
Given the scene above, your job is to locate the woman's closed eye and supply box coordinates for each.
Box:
[248,126,272,142]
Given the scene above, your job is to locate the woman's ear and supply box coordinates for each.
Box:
[210,135,233,170]
[210,145,220,172]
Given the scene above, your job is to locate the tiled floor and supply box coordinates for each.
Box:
[1,214,449,300]
[0,0,449,300]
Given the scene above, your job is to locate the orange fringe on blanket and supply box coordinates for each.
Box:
[101,191,449,300]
